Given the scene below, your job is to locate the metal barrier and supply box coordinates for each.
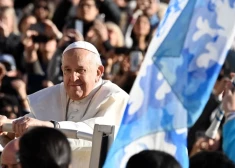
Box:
[89,125,115,168]
[2,123,114,168]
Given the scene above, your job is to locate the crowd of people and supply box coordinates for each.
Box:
[0,0,234,167]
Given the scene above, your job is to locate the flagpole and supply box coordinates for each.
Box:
[205,78,235,139]
[205,104,224,139]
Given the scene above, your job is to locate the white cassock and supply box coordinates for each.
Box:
[27,79,129,168]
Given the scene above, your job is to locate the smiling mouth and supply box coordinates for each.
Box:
[69,83,83,87]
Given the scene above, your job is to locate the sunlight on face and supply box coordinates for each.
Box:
[62,49,102,100]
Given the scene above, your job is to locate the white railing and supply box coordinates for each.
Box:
[2,123,114,168]
[2,123,93,141]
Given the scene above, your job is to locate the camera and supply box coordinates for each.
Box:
[32,35,50,43]
[29,23,45,35]
[29,23,50,43]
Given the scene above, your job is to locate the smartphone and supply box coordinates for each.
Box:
[29,23,45,35]
[130,51,143,72]
[75,20,83,35]
[96,14,105,22]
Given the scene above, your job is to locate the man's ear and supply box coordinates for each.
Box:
[96,65,104,82]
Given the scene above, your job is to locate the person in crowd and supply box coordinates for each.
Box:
[113,0,130,33]
[0,7,25,75]
[0,55,30,116]
[189,132,221,157]
[18,127,71,168]
[22,20,61,93]
[1,139,20,168]
[105,14,150,93]
[18,14,37,35]
[188,61,232,155]
[111,55,135,93]
[30,0,62,42]
[126,150,181,168]
[52,0,82,31]
[65,0,121,37]
[0,41,129,166]
[0,0,14,8]
[131,14,151,52]
[222,73,235,162]
[85,21,126,80]
[103,22,125,78]
[86,21,124,52]
[190,151,235,168]
[135,0,167,30]
[0,93,20,119]
[123,0,167,48]
[32,0,53,22]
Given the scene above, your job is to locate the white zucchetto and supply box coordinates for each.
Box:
[63,41,100,56]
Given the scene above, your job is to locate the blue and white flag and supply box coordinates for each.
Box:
[103,0,235,168]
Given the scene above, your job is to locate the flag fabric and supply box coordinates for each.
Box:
[103,0,235,168]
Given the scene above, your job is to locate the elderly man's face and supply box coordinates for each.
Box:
[62,49,103,100]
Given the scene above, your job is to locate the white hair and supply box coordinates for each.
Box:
[87,52,103,66]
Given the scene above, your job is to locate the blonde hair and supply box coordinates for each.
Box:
[0,7,19,34]
[105,22,124,47]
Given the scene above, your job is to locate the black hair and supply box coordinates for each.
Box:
[18,14,34,33]
[78,0,101,9]
[190,151,235,168]
[0,93,19,118]
[33,0,50,11]
[33,0,54,20]
[126,150,182,168]
[19,127,71,168]
[131,14,152,52]
[217,58,231,81]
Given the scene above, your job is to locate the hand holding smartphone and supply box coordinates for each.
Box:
[130,51,143,72]
[75,20,83,35]
[29,23,45,35]
[96,14,105,22]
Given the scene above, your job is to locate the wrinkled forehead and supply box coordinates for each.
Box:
[62,48,94,63]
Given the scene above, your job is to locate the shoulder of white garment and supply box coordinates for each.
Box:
[102,80,128,95]
[101,80,129,97]
[28,83,62,104]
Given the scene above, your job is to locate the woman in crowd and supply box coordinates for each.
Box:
[131,14,151,53]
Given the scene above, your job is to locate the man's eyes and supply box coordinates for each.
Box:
[77,69,86,74]
[64,68,71,73]
[63,68,86,74]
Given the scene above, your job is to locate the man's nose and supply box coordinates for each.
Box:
[70,71,79,81]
